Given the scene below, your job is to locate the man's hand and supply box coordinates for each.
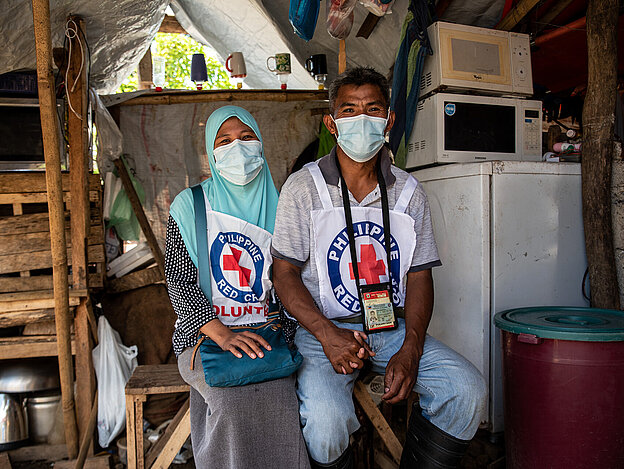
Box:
[382,344,421,404]
[320,326,375,374]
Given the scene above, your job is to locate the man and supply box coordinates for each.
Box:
[272,67,486,469]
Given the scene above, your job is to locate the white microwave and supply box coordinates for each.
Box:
[405,93,542,169]
[420,21,533,96]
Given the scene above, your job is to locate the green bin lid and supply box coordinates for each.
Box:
[494,307,624,342]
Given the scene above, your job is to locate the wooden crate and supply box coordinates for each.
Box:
[0,172,104,292]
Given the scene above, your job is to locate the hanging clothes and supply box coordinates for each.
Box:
[389,0,434,168]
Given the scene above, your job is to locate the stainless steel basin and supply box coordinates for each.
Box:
[0,358,60,393]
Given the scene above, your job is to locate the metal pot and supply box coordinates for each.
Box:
[26,392,61,444]
[0,358,60,393]
[0,392,28,450]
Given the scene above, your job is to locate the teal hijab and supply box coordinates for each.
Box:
[169,105,279,267]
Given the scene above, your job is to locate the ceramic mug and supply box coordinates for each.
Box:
[305,54,328,76]
[267,53,291,74]
[226,52,247,77]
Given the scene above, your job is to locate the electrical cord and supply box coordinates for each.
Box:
[64,18,84,120]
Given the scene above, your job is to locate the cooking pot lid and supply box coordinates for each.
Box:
[494,307,624,342]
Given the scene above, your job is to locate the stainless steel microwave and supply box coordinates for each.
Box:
[405,93,542,169]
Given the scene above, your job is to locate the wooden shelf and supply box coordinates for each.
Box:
[115,89,329,107]
[0,289,87,313]
[0,334,76,359]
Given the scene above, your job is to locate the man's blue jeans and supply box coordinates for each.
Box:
[294,319,487,464]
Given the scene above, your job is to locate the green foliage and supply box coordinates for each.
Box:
[118,70,138,93]
[116,32,233,93]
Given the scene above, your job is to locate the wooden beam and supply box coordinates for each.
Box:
[353,381,403,465]
[0,274,102,294]
[0,226,104,256]
[115,89,329,107]
[0,308,56,327]
[113,158,165,279]
[0,244,105,275]
[0,171,100,194]
[137,49,153,90]
[150,400,191,469]
[535,0,576,34]
[497,0,541,31]
[106,265,164,294]
[0,335,76,360]
[356,13,381,39]
[144,399,190,468]
[0,289,84,312]
[74,390,98,469]
[158,15,189,35]
[74,298,96,457]
[67,15,90,292]
[582,0,621,309]
[30,0,78,456]
[339,40,347,74]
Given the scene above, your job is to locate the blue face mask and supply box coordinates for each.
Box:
[333,113,388,163]
[213,139,264,186]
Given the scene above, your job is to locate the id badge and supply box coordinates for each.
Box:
[359,282,397,333]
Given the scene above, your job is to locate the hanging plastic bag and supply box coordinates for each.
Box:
[359,0,395,17]
[290,0,321,41]
[107,156,145,241]
[327,0,357,40]
[92,316,138,448]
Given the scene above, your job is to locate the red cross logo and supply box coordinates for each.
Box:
[222,247,251,287]
[349,243,387,285]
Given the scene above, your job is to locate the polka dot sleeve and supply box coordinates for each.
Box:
[165,215,217,356]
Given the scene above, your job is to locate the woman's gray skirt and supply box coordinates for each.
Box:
[178,347,310,469]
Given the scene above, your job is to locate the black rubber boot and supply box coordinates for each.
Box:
[400,407,470,469]
[310,446,353,469]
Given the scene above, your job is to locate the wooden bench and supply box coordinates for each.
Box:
[125,364,190,469]
[125,364,408,469]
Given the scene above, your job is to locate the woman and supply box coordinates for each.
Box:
[165,105,309,468]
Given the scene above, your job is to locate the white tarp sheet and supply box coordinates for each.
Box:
[2,1,505,92]
[1,0,168,94]
[110,99,324,246]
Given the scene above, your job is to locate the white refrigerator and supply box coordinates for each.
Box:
[410,161,589,433]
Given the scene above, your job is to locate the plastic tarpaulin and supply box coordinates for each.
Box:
[105,99,324,246]
[1,0,167,94]
[1,0,506,92]
[170,0,317,89]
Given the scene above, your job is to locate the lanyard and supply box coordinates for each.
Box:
[335,156,393,297]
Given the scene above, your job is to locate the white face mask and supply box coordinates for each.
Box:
[333,113,388,163]
[213,139,264,186]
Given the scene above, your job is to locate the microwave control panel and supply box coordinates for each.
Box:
[522,107,542,155]
[510,33,533,96]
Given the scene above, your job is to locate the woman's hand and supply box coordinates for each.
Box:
[199,318,272,359]
[217,329,272,359]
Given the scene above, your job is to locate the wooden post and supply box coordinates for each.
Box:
[74,390,98,469]
[66,15,95,449]
[113,158,166,279]
[582,0,621,309]
[497,0,540,30]
[31,0,79,458]
[339,40,347,74]
[67,15,89,291]
[137,49,153,90]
